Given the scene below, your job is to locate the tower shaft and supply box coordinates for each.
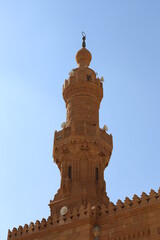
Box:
[50,40,113,215]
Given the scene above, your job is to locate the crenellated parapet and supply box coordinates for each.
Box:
[8,188,160,240]
[106,188,160,214]
[8,204,97,240]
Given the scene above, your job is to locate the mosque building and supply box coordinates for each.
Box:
[8,35,160,240]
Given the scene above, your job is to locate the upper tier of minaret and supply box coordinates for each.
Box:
[63,35,103,127]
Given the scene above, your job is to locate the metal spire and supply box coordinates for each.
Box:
[82,32,86,48]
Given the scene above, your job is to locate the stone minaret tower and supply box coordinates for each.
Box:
[49,34,113,215]
[8,35,160,240]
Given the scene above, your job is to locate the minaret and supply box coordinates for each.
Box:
[49,34,113,215]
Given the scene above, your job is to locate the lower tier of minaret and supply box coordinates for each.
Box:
[51,126,113,214]
[53,125,112,169]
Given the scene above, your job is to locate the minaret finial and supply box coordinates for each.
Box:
[82,32,86,48]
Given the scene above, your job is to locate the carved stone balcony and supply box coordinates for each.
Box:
[54,125,112,149]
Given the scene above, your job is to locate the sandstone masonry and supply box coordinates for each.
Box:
[8,35,160,240]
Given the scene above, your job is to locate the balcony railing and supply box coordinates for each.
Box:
[54,125,112,146]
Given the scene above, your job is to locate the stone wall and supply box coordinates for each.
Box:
[8,188,160,240]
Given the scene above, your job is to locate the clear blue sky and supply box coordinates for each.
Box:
[0,0,160,239]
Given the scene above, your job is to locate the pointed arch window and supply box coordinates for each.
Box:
[96,167,99,181]
[68,166,72,179]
